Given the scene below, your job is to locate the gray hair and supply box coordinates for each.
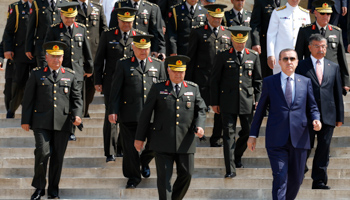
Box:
[308,33,327,45]
[278,49,298,60]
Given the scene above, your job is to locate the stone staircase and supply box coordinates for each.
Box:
[1,57,350,199]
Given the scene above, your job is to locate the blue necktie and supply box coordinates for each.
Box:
[285,77,292,106]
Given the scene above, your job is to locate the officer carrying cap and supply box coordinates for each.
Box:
[205,4,227,18]
[313,0,334,13]
[166,55,191,72]
[228,26,251,43]
[43,41,67,56]
[58,1,79,17]
[131,34,153,49]
[115,7,138,22]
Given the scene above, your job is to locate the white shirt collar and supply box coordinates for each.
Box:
[65,24,74,30]
[78,0,89,9]
[310,55,324,71]
[136,58,147,65]
[120,30,131,36]
[186,2,197,12]
[316,21,328,30]
[49,67,60,74]
[207,23,219,31]
[281,71,295,80]
[131,0,141,7]
[232,8,243,16]
[171,81,182,89]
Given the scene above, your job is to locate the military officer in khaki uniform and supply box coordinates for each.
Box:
[25,0,64,67]
[211,26,262,177]
[94,7,143,162]
[295,0,350,94]
[73,0,108,117]
[186,4,231,147]
[108,35,166,189]
[135,55,207,200]
[21,41,82,200]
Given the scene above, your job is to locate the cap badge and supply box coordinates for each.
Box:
[176,60,183,66]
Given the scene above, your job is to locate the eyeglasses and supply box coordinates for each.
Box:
[282,57,296,62]
[320,13,331,15]
[312,44,327,49]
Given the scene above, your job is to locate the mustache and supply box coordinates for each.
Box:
[318,51,325,54]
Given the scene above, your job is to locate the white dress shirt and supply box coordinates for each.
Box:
[310,55,324,74]
[100,0,118,25]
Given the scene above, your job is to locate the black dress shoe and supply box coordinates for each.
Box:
[210,143,222,147]
[31,189,45,200]
[6,111,14,118]
[312,181,331,189]
[126,183,136,189]
[235,161,244,168]
[106,155,116,163]
[141,165,151,178]
[69,134,76,141]
[48,196,60,199]
[116,152,123,157]
[224,172,236,178]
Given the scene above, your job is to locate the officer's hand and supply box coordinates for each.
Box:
[26,52,34,60]
[4,51,14,60]
[21,124,30,132]
[342,7,347,16]
[336,122,343,127]
[151,52,158,57]
[255,102,258,110]
[252,45,261,54]
[267,56,275,69]
[134,140,144,152]
[162,26,166,35]
[109,114,118,124]
[313,120,322,131]
[73,116,82,126]
[348,44,350,53]
[212,105,220,114]
[95,85,103,92]
[343,86,350,92]
[0,61,3,71]
[170,53,177,56]
[194,127,204,138]
[84,73,93,77]
[247,137,256,152]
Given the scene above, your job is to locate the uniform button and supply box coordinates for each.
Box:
[16,44,18,46]
[53,18,56,21]
[240,73,242,76]
[124,47,127,50]
[216,46,218,49]
[177,99,179,102]
[124,54,126,57]
[71,52,74,55]
[143,74,146,77]
[153,128,155,130]
[192,19,194,22]
[71,39,73,41]
[54,84,57,87]
[36,37,39,39]
[136,16,139,19]
[176,122,179,125]
[143,81,146,83]
[136,22,138,25]
[22,17,25,19]
[239,88,242,91]
[87,36,90,39]
[176,114,180,117]
[197,65,200,68]
[263,34,265,37]
[54,104,57,107]
[42,83,44,85]
[124,101,127,104]
[222,90,224,93]
[34,110,37,112]
[54,97,57,100]
[53,90,56,94]
[86,24,89,27]
[240,66,242,69]
[176,106,179,110]
[87,30,90,33]
[131,73,133,76]
[53,12,55,15]
[71,59,74,62]
[61,39,63,41]
[104,73,107,75]
[229,65,231,68]
[144,95,147,98]
[112,47,115,49]
[86,18,89,21]
[71,45,74,48]
[239,80,242,83]
[144,87,147,90]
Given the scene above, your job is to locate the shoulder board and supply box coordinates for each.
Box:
[120,56,132,61]
[170,3,182,9]
[330,25,341,31]
[32,67,41,71]
[51,23,60,27]
[193,24,205,29]
[184,81,197,87]
[64,67,75,74]
[156,80,167,84]
[276,5,286,11]
[11,2,18,6]
[219,47,231,53]
[90,1,102,6]
[299,6,309,13]
[244,10,252,14]
[134,28,147,35]
[119,0,127,2]
[106,27,117,32]
[302,23,312,28]
[76,22,86,27]
[151,57,161,62]
[144,1,154,5]
[248,49,258,55]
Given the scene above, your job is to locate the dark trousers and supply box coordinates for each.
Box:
[83,75,95,117]
[210,113,223,146]
[267,139,307,200]
[32,129,70,197]
[221,112,252,173]
[103,94,118,156]
[309,124,335,185]
[155,152,193,200]
[9,61,36,113]
[4,60,14,111]
[260,40,273,78]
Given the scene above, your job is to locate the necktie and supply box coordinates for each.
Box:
[275,0,280,7]
[190,6,194,16]
[213,27,218,37]
[320,27,325,37]
[24,1,28,8]
[68,26,72,36]
[237,51,243,63]
[51,0,55,10]
[53,70,58,81]
[140,60,145,71]
[133,2,138,9]
[123,32,128,44]
[238,12,242,24]
[175,84,180,96]
[316,60,323,85]
[82,2,87,15]
[285,77,292,106]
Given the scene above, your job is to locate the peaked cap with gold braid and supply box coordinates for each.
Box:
[228,26,251,43]
[204,4,227,18]
[312,0,334,13]
[43,41,67,55]
[131,34,153,49]
[115,7,138,22]
[58,2,79,17]
[166,55,191,72]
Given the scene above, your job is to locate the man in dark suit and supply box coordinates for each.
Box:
[0,41,14,112]
[248,49,322,200]
[135,55,207,200]
[296,0,350,94]
[308,0,347,25]
[186,4,231,147]
[3,0,37,118]
[21,41,83,200]
[108,35,167,189]
[167,0,207,56]
[250,0,287,78]
[110,0,166,58]
[73,0,108,117]
[26,0,63,67]
[296,34,344,190]
[222,0,253,48]
[94,7,143,162]
[211,26,262,174]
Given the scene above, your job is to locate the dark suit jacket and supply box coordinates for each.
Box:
[250,73,320,149]
[296,57,344,126]
[135,80,207,154]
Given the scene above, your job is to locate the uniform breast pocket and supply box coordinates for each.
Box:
[74,36,83,48]
[328,37,338,49]
[182,95,195,109]
[59,82,70,96]
[264,7,273,14]
[244,65,254,79]
[128,73,139,85]
[141,14,150,25]
[108,42,119,50]
[147,70,159,78]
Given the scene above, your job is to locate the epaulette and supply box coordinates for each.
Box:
[33,67,41,71]
[76,22,86,27]
[299,6,309,13]
[91,1,102,6]
[249,49,258,55]
[120,56,131,61]
[118,0,127,2]
[244,10,252,14]
[151,57,161,62]
[134,29,147,35]
[220,47,231,53]
[330,25,341,31]
[51,23,60,27]
[64,67,75,74]
[105,27,117,32]
[185,80,197,87]
[276,5,286,11]
[170,3,182,9]
[156,80,167,84]
[302,23,312,28]
[144,1,154,6]
[193,24,205,29]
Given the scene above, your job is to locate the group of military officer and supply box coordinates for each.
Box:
[1,0,350,199]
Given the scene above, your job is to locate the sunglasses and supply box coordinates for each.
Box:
[320,13,331,15]
[282,57,296,62]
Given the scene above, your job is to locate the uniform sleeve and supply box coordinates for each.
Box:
[150,5,165,53]
[70,74,83,117]
[266,10,279,57]
[158,61,167,80]
[44,27,55,43]
[306,78,321,121]
[93,31,107,85]
[26,2,37,53]
[109,3,118,28]
[334,64,344,123]
[294,27,307,61]
[336,31,350,87]
[3,5,17,52]
[253,54,262,102]
[108,59,124,114]
[83,26,94,73]
[192,85,207,129]
[210,51,224,106]
[185,28,199,81]
[166,7,178,54]
[250,0,262,46]
[99,5,108,33]
[21,70,37,126]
